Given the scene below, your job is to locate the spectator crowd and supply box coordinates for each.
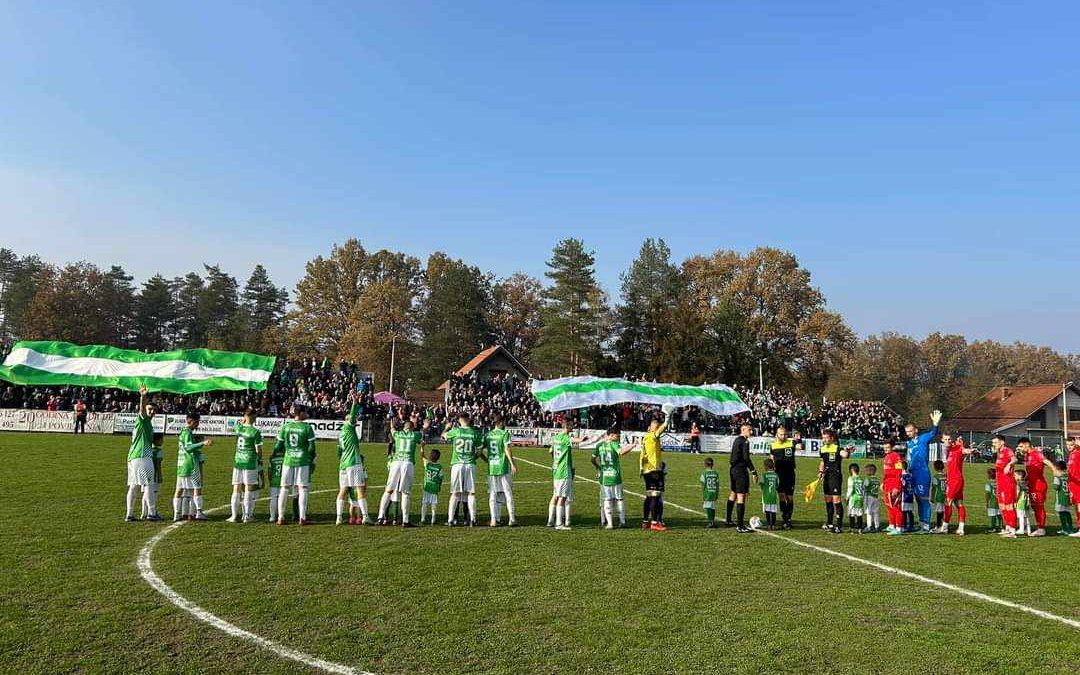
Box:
[0,339,904,441]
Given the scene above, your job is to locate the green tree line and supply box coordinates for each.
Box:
[2,241,1077,419]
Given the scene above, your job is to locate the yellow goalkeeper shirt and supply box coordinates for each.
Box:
[640,429,663,474]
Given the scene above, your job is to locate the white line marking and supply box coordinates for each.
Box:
[515,455,1080,630]
[137,488,377,675]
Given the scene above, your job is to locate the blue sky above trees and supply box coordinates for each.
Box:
[2,2,1079,351]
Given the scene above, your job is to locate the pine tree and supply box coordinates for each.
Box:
[201,265,240,349]
[241,264,289,332]
[173,273,207,348]
[99,265,137,346]
[134,274,178,351]
[614,238,682,378]
[533,239,607,376]
[0,251,47,340]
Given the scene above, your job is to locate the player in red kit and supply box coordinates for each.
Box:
[938,433,974,535]
[1068,436,1080,538]
[1015,437,1062,537]
[881,439,905,534]
[992,435,1018,536]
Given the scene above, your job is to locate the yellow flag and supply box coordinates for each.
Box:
[803,478,820,503]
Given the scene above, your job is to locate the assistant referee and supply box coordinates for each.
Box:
[640,406,671,532]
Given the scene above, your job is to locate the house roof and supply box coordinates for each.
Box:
[948,383,1076,433]
[436,345,529,391]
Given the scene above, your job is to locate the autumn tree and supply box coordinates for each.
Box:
[683,246,853,391]
[490,272,544,368]
[289,240,421,359]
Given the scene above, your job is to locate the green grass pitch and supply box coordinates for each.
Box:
[1,431,1078,674]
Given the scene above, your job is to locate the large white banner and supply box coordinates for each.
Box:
[0,409,119,434]
[12,409,357,440]
[0,408,31,431]
[0,412,843,453]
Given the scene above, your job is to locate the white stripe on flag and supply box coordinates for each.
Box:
[5,347,271,384]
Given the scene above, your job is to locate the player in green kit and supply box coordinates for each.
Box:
[846,463,865,532]
[1051,460,1074,534]
[275,404,316,525]
[266,441,286,523]
[141,433,165,521]
[174,412,212,521]
[984,467,1001,533]
[228,409,263,523]
[549,418,580,531]
[482,415,517,527]
[759,458,780,529]
[420,447,445,525]
[125,385,157,521]
[442,413,483,526]
[337,394,369,526]
[863,464,882,532]
[700,457,721,528]
[931,460,947,531]
[591,426,636,529]
[380,416,425,527]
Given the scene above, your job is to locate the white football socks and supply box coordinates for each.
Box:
[125,485,139,519]
[298,489,309,521]
[448,494,460,524]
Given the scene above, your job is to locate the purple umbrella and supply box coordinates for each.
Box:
[373,390,406,405]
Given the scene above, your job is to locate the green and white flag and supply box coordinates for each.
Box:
[0,341,276,394]
[530,376,749,416]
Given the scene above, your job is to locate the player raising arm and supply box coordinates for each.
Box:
[336,394,369,525]
[640,405,673,531]
[591,426,636,529]
[125,385,157,522]
[904,410,943,533]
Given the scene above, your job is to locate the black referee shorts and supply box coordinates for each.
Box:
[777,469,796,495]
[643,471,664,493]
[729,467,750,494]
[823,472,843,496]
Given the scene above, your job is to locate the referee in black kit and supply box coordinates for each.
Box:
[725,423,758,532]
[770,425,797,529]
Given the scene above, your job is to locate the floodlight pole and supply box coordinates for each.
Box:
[389,334,397,395]
[758,358,765,392]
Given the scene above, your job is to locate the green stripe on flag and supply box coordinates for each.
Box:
[9,341,274,371]
[0,364,265,394]
[532,380,744,405]
[0,341,276,394]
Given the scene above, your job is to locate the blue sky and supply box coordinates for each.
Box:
[2,2,1079,351]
